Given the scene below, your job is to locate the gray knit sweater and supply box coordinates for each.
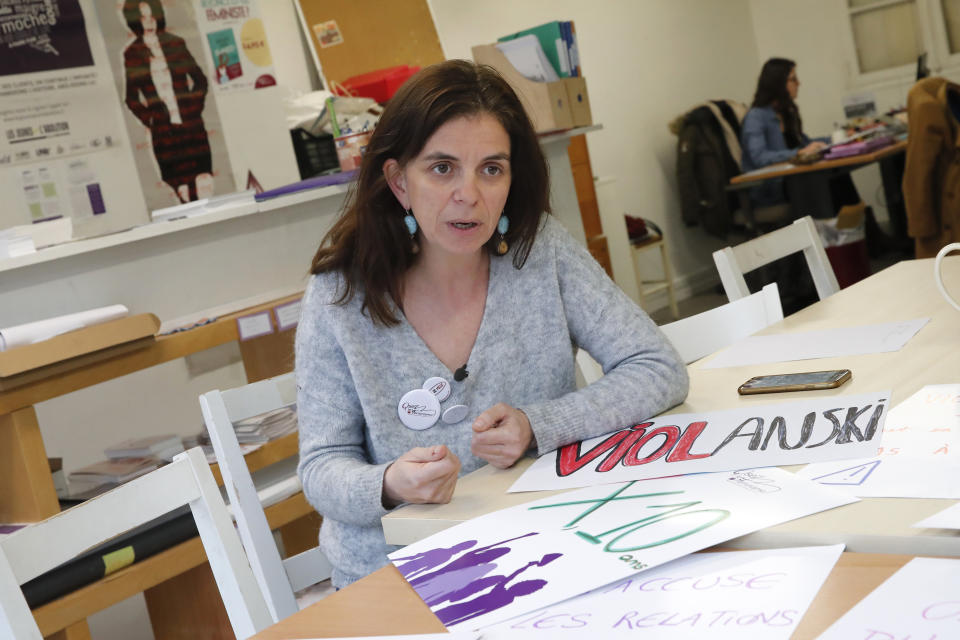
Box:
[295,216,689,587]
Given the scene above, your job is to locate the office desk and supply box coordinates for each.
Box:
[384,256,960,555]
[248,554,914,639]
[729,140,908,237]
[729,140,907,185]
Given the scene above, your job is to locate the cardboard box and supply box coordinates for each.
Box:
[472,44,576,133]
[563,77,593,128]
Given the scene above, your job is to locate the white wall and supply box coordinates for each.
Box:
[429,0,762,301]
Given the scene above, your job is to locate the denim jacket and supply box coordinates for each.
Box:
[740,106,814,206]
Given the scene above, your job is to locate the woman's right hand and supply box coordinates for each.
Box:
[800,141,827,156]
[382,445,461,508]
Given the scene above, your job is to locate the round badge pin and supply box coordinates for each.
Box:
[442,404,470,424]
[397,388,441,430]
[422,376,451,402]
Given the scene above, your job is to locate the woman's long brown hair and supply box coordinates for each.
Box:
[310,60,550,326]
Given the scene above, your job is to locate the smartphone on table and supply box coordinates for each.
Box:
[738,369,852,395]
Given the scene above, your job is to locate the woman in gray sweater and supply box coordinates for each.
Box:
[296,60,689,588]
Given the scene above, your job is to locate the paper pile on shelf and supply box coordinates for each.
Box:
[68,457,159,486]
[151,189,257,223]
[0,305,129,352]
[232,406,298,444]
[105,434,185,462]
[0,228,35,259]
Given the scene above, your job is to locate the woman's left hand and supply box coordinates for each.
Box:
[471,403,534,469]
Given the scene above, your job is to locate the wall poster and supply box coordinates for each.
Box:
[96,0,235,209]
[0,0,149,240]
[192,0,276,92]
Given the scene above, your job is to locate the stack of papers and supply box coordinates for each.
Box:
[0,229,35,259]
[0,304,129,352]
[68,457,159,486]
[231,406,298,444]
[495,35,559,82]
[151,189,256,222]
[105,434,185,462]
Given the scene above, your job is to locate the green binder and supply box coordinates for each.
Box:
[498,21,571,78]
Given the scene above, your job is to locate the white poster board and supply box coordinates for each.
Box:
[702,319,928,369]
[798,384,960,498]
[511,392,889,493]
[915,501,960,530]
[390,469,855,630]
[483,545,844,639]
[818,557,960,639]
[0,0,148,240]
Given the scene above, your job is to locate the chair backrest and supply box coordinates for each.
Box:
[575,349,604,387]
[0,448,272,640]
[660,283,784,364]
[712,215,840,302]
[199,373,331,624]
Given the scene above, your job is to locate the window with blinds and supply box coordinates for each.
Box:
[845,0,960,84]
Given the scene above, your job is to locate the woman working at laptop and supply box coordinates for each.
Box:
[740,57,860,211]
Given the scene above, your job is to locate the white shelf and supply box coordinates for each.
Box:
[0,124,602,276]
[0,183,351,275]
[538,124,603,146]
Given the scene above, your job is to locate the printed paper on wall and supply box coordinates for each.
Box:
[192,0,276,92]
[0,0,149,240]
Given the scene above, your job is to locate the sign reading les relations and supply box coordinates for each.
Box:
[510,391,890,493]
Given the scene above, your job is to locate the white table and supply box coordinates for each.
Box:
[384,256,960,556]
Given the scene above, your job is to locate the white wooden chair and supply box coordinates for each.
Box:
[0,448,272,640]
[575,349,605,386]
[659,283,784,363]
[199,373,332,624]
[712,215,840,302]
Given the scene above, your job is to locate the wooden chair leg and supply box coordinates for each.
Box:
[278,512,322,557]
[144,563,233,640]
[45,619,92,640]
[630,246,648,310]
[0,407,60,522]
[658,241,680,320]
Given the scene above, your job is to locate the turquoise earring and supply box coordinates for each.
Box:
[404,210,419,254]
[496,214,509,255]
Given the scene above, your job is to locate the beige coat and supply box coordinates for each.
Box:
[903,77,960,258]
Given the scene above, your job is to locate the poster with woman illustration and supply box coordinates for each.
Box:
[96,0,234,208]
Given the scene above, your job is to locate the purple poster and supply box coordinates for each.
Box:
[0,0,95,76]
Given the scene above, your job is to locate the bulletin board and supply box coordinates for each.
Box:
[294,0,445,87]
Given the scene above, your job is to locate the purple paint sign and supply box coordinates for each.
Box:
[0,524,26,536]
[390,469,854,630]
[395,533,561,627]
